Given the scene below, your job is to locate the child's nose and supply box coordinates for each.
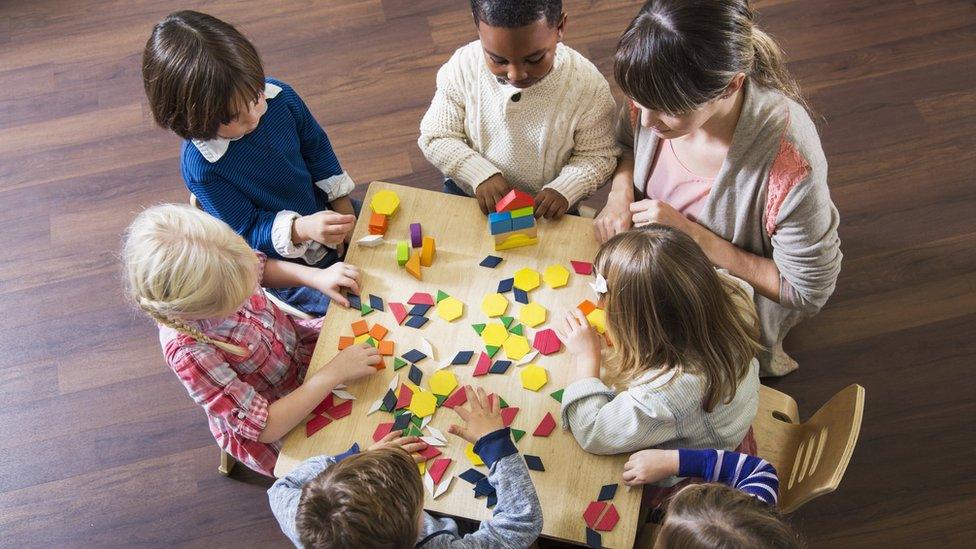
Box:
[507,63,528,83]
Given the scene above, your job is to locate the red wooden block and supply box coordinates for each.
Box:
[389,302,408,325]
[337,336,354,350]
[583,501,607,530]
[428,457,452,484]
[326,399,353,420]
[570,260,593,275]
[532,329,562,356]
[495,189,534,213]
[418,445,442,462]
[408,292,435,306]
[441,387,468,409]
[595,503,619,531]
[305,415,332,437]
[395,385,414,410]
[372,422,394,442]
[351,320,369,336]
[312,394,334,416]
[500,407,519,427]
[533,412,556,437]
[473,352,491,376]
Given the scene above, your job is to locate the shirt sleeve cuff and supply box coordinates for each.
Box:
[473,427,518,468]
[677,448,716,479]
[234,389,270,441]
[544,176,590,209]
[456,155,501,192]
[271,211,311,259]
[314,171,356,202]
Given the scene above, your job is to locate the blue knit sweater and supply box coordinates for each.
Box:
[181,78,350,259]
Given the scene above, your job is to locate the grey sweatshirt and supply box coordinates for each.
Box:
[268,429,542,548]
[618,80,842,375]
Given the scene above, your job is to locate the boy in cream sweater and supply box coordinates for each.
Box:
[418,0,619,219]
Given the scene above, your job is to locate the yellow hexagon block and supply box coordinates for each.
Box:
[503,334,531,360]
[513,268,541,291]
[465,443,484,466]
[370,190,400,216]
[520,364,548,391]
[428,370,458,396]
[481,292,509,318]
[586,308,607,334]
[543,264,570,288]
[437,296,465,322]
[408,390,437,418]
[481,323,510,347]
[518,302,547,328]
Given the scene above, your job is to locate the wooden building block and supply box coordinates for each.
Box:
[420,236,435,266]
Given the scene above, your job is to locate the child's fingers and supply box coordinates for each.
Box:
[451,401,471,421]
[339,276,361,295]
[327,289,350,307]
[401,441,428,455]
[379,430,404,443]
[447,423,473,443]
[473,386,489,411]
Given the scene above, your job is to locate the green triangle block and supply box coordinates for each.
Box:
[498,396,508,408]
[472,323,486,335]
[436,394,448,407]
[500,316,515,328]
[411,415,424,427]
[436,290,450,303]
[366,337,378,347]
[407,425,423,437]
[510,324,524,336]
[393,357,409,370]
[511,428,526,443]
[360,304,373,316]
[550,389,564,403]
[380,401,392,412]
[485,345,501,358]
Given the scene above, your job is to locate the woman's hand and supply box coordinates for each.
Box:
[622,449,680,486]
[306,262,360,307]
[593,195,633,243]
[629,199,695,234]
[555,308,602,380]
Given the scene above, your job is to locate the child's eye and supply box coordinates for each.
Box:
[490,56,507,65]
[527,55,545,64]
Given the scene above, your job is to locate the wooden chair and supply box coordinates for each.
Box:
[188,193,313,320]
[752,384,865,514]
[218,450,236,476]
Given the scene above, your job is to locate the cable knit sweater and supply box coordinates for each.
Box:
[418,41,619,206]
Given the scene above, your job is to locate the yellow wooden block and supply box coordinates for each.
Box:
[520,364,548,391]
[406,252,422,280]
[428,370,458,396]
[408,390,437,418]
[503,334,531,360]
[418,461,427,475]
[494,234,538,251]
[513,268,541,291]
[420,236,436,267]
[481,292,509,317]
[518,302,547,328]
[437,296,464,322]
[543,264,570,288]
[481,323,510,347]
[586,308,606,334]
[465,443,484,466]
[371,190,400,216]
[354,334,371,345]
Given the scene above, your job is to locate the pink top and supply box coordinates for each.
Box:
[645,140,715,221]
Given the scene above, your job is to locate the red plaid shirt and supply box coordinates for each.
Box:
[158,253,322,476]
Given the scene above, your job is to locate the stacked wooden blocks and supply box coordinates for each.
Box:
[488,190,537,251]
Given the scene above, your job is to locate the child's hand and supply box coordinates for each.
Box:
[534,188,570,219]
[622,449,680,486]
[556,308,602,378]
[307,262,360,307]
[293,210,356,247]
[368,430,428,463]
[447,386,504,444]
[475,174,512,215]
[314,344,380,387]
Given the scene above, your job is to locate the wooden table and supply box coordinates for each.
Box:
[276,181,639,547]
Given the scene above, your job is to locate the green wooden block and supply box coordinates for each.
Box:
[509,206,534,218]
[510,324,524,336]
[498,396,508,408]
[411,414,424,427]
[436,290,450,303]
[366,337,377,347]
[501,316,515,328]
[393,357,409,371]
[435,394,448,407]
[550,388,564,403]
[407,425,423,437]
[472,323,486,335]
[511,428,526,443]
[360,304,373,316]
[396,241,409,266]
[485,345,501,358]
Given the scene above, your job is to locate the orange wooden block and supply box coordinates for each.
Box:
[378,339,394,356]
[374,357,387,370]
[370,324,389,341]
[368,212,388,235]
[351,320,369,336]
[577,300,597,316]
[337,336,354,350]
[406,252,422,280]
[420,236,435,267]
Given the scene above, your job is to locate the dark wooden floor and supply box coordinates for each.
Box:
[1,0,974,546]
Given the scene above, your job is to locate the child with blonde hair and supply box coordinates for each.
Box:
[557,225,761,457]
[123,204,379,476]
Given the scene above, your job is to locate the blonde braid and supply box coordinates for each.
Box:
[138,298,249,357]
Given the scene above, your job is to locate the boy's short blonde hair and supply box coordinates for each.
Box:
[296,448,423,549]
[123,203,257,354]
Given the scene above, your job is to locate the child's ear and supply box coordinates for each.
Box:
[556,13,568,41]
[723,73,747,97]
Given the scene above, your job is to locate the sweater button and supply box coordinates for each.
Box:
[511,93,522,102]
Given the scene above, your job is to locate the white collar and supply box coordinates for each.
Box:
[191,82,282,163]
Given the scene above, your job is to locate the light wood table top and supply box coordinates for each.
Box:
[276,181,639,547]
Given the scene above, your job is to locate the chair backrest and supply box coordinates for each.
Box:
[752,384,865,514]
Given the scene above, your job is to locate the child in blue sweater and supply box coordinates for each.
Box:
[142,11,358,316]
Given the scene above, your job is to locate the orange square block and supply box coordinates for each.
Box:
[337,336,354,350]
[378,339,394,356]
[370,324,389,341]
[351,320,369,336]
[577,300,597,316]
[368,212,388,235]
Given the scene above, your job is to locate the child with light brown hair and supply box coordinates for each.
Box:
[268,386,543,548]
[123,204,378,476]
[557,225,762,456]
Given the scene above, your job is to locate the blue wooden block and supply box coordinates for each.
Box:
[489,219,513,235]
[405,315,429,328]
[511,214,535,231]
[488,211,512,223]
